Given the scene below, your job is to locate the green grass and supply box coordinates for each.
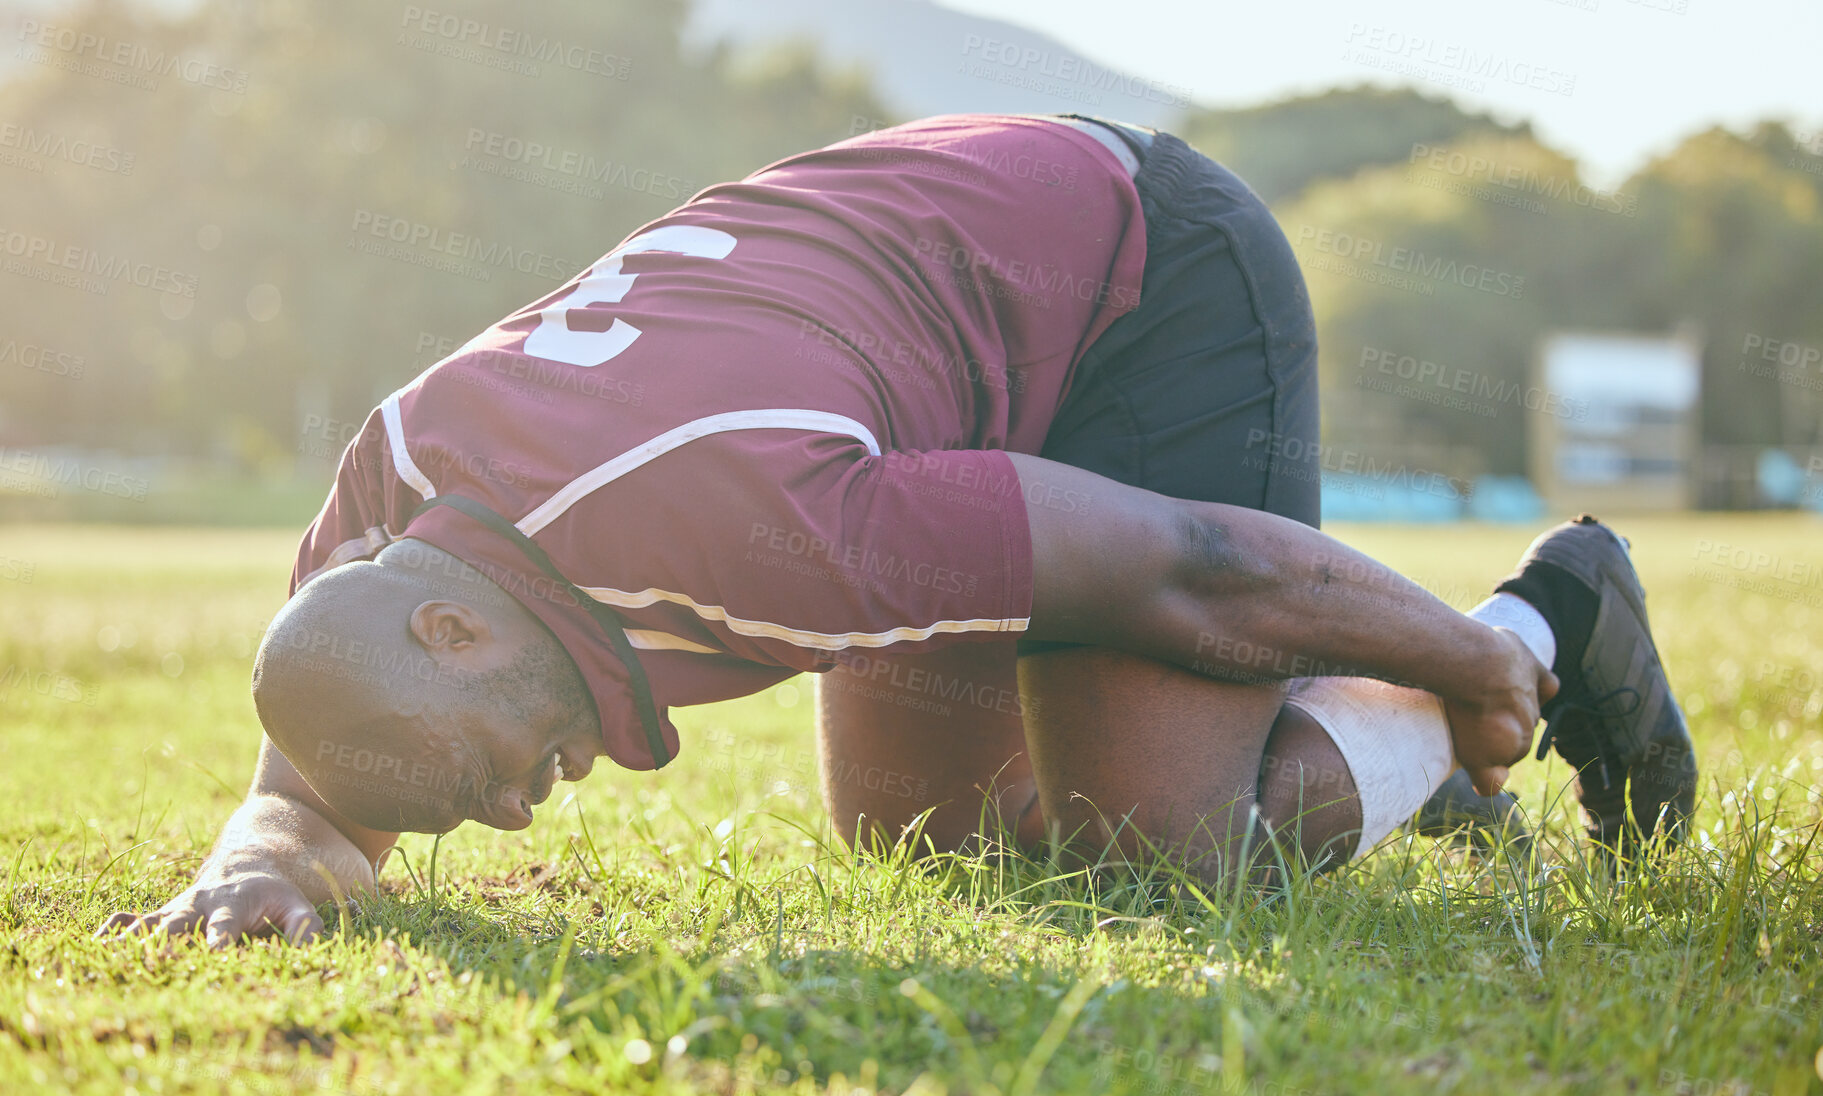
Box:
[2,517,1821,1095]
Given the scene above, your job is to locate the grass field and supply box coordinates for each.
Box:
[2,517,1821,1095]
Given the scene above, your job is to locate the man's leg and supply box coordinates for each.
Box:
[1017,648,1282,874]
[815,641,1369,870]
[814,642,1043,853]
[816,594,1560,882]
[1018,648,1365,877]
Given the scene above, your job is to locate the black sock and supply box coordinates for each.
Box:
[1495,561,1598,704]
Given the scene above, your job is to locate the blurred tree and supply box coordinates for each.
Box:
[1619,127,1823,449]
[0,0,888,464]
[1179,85,1527,205]
[1276,134,1594,475]
[1264,120,1823,476]
[3,12,1820,499]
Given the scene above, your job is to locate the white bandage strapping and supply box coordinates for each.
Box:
[1467,592,1556,670]
[1282,677,1456,859]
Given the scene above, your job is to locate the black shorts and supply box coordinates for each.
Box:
[1041,117,1322,528]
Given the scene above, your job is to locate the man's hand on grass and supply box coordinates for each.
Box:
[96,864,326,948]
[1443,626,1559,796]
[93,760,385,949]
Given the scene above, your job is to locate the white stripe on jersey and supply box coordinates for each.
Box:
[382,392,437,501]
[624,629,722,655]
[384,401,964,653]
[577,582,1028,651]
[515,409,882,537]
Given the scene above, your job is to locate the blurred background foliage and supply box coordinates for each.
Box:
[0,0,1820,519]
[0,0,884,471]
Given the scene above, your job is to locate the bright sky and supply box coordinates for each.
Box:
[937,0,1823,186]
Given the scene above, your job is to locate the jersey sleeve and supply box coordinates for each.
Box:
[290,407,395,595]
[604,432,1038,673]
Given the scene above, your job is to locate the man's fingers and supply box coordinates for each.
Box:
[94,910,152,938]
[1509,714,1533,767]
[204,907,243,951]
[273,900,325,945]
[1537,665,1561,707]
[1469,766,1510,797]
[152,905,206,939]
[204,889,327,948]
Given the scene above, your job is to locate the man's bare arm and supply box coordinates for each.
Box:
[1009,452,1555,792]
[96,736,399,947]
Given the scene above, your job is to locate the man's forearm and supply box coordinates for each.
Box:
[205,792,380,902]
[1159,504,1506,693]
[1012,452,1507,693]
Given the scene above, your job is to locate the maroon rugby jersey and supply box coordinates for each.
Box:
[292,114,1147,770]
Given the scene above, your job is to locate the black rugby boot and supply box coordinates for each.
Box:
[1494,515,1698,861]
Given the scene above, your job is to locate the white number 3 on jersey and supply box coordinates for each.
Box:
[521,224,737,368]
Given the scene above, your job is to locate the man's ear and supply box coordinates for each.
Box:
[408,600,492,655]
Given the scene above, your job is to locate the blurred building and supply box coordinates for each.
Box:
[1530,331,1703,513]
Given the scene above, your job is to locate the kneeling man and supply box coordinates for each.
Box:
[98,115,1696,946]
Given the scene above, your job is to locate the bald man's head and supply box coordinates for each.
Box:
[252,539,599,833]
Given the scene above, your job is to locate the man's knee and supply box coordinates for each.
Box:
[1255,703,1362,866]
[814,646,1033,854]
[1019,648,1282,877]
